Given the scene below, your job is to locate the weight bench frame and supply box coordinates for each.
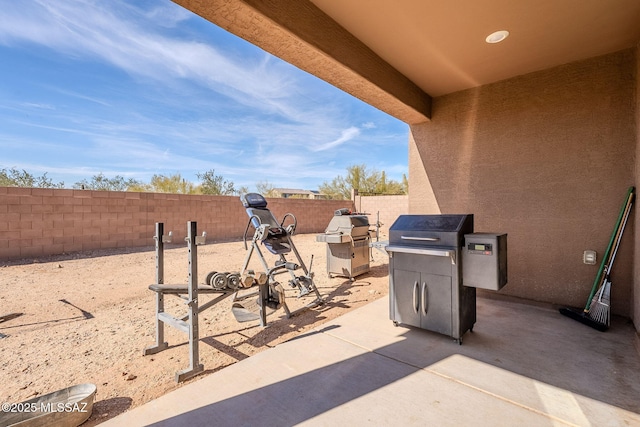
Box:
[143,222,234,383]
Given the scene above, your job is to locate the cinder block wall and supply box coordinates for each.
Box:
[0,187,350,260]
[353,195,408,238]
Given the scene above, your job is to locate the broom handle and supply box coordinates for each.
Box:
[603,190,634,278]
[603,191,634,274]
[584,187,634,310]
[584,186,634,312]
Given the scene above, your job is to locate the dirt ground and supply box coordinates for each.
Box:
[0,233,390,425]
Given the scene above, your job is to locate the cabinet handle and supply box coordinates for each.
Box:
[413,281,419,314]
[401,236,439,242]
[422,282,428,315]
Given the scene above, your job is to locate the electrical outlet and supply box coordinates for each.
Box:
[583,250,597,265]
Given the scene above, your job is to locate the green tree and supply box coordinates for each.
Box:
[197,169,237,195]
[0,167,64,188]
[319,164,406,199]
[374,171,405,195]
[136,173,199,194]
[255,180,278,197]
[73,173,141,191]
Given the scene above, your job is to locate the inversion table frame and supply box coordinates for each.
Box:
[234,194,323,323]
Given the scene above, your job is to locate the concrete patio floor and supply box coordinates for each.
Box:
[104,295,640,426]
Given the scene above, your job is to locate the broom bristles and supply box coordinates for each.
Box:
[587,280,611,326]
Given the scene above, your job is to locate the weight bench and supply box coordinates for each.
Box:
[148,284,222,294]
[143,221,235,383]
[147,284,231,322]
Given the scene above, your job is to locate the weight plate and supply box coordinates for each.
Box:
[227,274,240,290]
[205,271,216,287]
[211,272,228,290]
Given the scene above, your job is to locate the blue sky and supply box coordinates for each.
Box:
[0,0,408,192]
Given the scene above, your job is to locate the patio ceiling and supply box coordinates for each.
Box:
[173,0,640,124]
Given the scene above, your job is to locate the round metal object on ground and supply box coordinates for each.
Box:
[211,272,228,290]
[0,383,96,427]
[205,271,216,288]
[227,273,241,290]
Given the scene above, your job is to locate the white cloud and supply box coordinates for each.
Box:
[311,127,361,152]
[141,3,192,28]
[0,0,373,145]
[19,102,56,110]
[0,0,303,120]
[0,0,408,190]
[46,87,112,107]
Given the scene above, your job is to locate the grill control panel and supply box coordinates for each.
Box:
[467,242,493,255]
[463,233,507,290]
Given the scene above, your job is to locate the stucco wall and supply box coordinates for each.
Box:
[635,43,640,330]
[409,49,637,316]
[0,187,350,260]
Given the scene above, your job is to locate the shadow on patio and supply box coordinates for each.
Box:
[104,296,640,426]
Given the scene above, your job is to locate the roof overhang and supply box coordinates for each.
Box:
[172,0,640,125]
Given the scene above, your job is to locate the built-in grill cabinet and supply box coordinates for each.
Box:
[386,214,475,343]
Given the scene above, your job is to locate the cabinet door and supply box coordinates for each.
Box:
[392,269,421,328]
[420,274,452,336]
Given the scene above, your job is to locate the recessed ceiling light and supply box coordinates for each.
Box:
[486,30,509,44]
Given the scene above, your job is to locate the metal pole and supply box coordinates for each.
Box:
[143,223,168,355]
[176,221,204,382]
[156,222,164,285]
[155,223,165,349]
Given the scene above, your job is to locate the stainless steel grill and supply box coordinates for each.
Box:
[386,214,476,344]
[316,210,371,280]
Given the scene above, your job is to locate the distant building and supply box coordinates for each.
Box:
[272,188,328,199]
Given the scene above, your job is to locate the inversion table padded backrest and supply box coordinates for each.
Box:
[241,193,291,255]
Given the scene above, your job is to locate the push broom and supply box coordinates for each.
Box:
[559,186,635,331]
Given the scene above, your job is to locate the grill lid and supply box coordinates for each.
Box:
[389,214,473,248]
[324,215,370,239]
